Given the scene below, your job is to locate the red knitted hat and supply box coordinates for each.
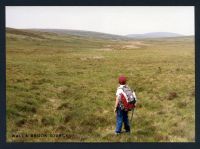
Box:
[118,75,126,85]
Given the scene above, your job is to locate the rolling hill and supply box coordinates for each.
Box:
[7,28,188,41]
[27,28,132,41]
[126,32,184,39]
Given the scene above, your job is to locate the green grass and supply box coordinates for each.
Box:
[6,28,195,142]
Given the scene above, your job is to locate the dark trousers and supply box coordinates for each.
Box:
[115,107,130,133]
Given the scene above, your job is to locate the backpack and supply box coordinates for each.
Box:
[118,86,136,111]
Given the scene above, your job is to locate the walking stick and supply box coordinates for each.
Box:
[130,108,134,123]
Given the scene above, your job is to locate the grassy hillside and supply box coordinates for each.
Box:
[31,28,132,40]
[6,28,195,142]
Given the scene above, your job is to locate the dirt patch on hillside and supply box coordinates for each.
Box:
[95,48,113,51]
[80,56,104,61]
[122,41,150,49]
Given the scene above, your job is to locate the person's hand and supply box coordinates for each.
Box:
[114,107,117,113]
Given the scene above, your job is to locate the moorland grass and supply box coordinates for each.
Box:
[6,29,194,142]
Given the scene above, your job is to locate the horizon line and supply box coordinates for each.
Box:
[6,26,194,36]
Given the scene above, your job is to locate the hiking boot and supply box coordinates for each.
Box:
[115,132,120,135]
[125,131,131,135]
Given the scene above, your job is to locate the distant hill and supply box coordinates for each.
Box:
[6,28,188,41]
[126,32,184,39]
[6,27,133,50]
[29,29,132,41]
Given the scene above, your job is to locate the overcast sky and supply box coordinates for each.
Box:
[6,6,194,36]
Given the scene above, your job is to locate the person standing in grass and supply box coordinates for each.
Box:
[114,75,136,135]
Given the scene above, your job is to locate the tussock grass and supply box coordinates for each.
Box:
[6,28,194,142]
